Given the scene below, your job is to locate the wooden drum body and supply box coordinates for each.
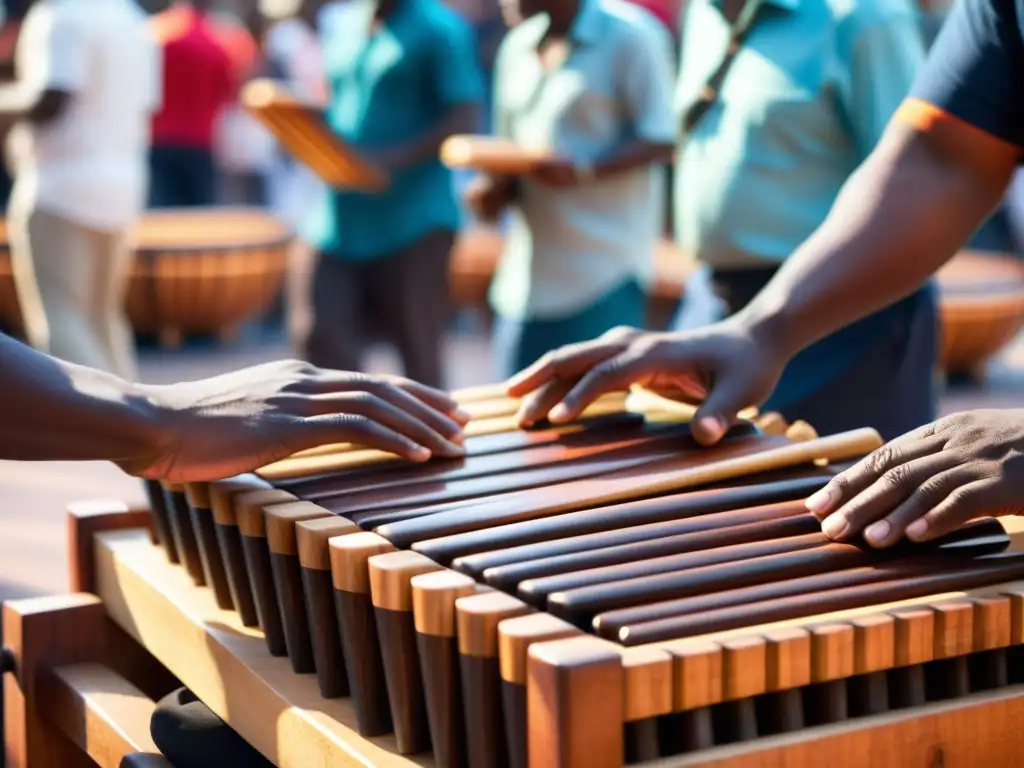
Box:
[6,388,1024,768]
[126,208,292,346]
[0,208,293,346]
[937,250,1024,374]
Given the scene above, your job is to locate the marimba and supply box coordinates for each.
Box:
[5,385,1024,768]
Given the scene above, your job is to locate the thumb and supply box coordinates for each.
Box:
[690,376,752,446]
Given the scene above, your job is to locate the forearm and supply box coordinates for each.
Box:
[387,103,481,169]
[593,139,675,179]
[0,335,161,463]
[739,124,1016,358]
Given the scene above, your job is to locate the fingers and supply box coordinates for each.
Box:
[545,343,661,424]
[689,368,759,445]
[387,378,472,425]
[815,452,963,546]
[516,379,577,428]
[899,477,1006,543]
[506,328,639,398]
[804,424,942,518]
[307,391,465,458]
[304,414,434,462]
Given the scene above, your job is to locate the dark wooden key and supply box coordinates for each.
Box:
[143,479,177,563]
[330,532,395,737]
[184,482,233,610]
[437,477,829,569]
[478,507,817,593]
[208,474,270,628]
[297,516,359,698]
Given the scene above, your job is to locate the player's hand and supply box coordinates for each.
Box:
[465,173,519,221]
[125,361,470,482]
[505,323,787,446]
[806,409,1024,548]
[527,157,580,189]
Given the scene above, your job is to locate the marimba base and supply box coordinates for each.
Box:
[7,523,1024,768]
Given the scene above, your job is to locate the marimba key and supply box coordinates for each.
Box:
[412,570,478,768]
[928,600,974,700]
[621,647,672,762]
[162,482,205,585]
[518,531,832,611]
[142,479,176,562]
[456,592,533,768]
[758,627,810,734]
[265,501,333,674]
[184,481,233,610]
[479,506,819,593]
[434,476,831,569]
[329,531,395,737]
[717,636,765,743]
[804,623,853,725]
[664,640,719,753]
[209,474,270,627]
[614,552,1024,644]
[498,613,580,768]
[970,594,1013,690]
[234,489,297,656]
[296,516,360,697]
[369,550,443,754]
[848,614,894,717]
[888,607,934,709]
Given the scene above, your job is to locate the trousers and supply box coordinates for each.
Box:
[8,207,137,380]
[298,229,454,389]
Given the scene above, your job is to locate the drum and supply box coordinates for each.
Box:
[936,250,1024,374]
[0,208,293,346]
[126,207,293,345]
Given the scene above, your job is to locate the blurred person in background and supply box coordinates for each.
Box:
[466,0,676,378]
[667,0,933,439]
[148,0,234,208]
[297,0,484,389]
[2,0,159,380]
[262,0,326,226]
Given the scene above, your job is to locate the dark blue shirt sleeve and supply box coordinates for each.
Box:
[909,0,1024,146]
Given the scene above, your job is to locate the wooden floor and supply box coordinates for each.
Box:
[1,327,1022,603]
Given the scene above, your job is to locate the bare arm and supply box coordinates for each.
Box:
[740,116,1020,360]
[0,334,161,464]
[0,334,469,481]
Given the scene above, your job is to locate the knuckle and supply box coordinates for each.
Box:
[878,464,912,492]
[865,446,899,477]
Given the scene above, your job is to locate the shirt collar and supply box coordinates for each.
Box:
[525,0,604,48]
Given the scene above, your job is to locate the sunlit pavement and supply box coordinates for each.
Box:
[1,324,1021,601]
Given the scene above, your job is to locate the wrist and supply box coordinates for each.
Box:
[733,297,805,363]
[115,381,173,471]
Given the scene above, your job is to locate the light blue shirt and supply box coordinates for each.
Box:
[675,0,925,270]
[303,0,484,261]
[674,0,932,410]
[488,0,676,321]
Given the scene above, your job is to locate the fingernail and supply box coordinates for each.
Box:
[549,403,571,423]
[410,446,431,461]
[696,416,724,441]
[865,520,891,546]
[805,487,835,515]
[905,519,928,540]
[442,440,467,457]
[821,514,848,540]
[452,406,473,423]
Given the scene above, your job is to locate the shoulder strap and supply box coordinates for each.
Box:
[678,0,765,143]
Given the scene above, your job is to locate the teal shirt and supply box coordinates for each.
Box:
[675,0,933,409]
[305,0,485,261]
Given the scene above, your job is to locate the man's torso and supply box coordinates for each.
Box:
[491,0,675,320]
[9,0,158,229]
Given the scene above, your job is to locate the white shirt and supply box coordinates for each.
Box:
[8,0,160,230]
[488,0,676,321]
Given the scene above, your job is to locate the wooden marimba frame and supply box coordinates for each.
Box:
[6,384,1024,768]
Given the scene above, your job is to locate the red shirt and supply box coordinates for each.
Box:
[149,6,235,149]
